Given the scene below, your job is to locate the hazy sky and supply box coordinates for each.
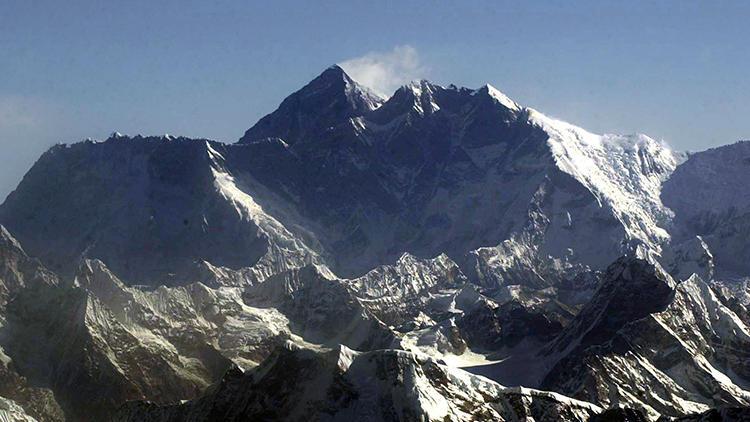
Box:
[1,1,749,199]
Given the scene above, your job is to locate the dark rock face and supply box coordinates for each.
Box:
[240,73,574,280]
[541,257,750,418]
[239,65,383,146]
[545,257,676,356]
[590,407,650,422]
[458,300,563,351]
[662,407,750,422]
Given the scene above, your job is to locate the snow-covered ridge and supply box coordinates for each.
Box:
[205,142,322,282]
[0,65,689,285]
[529,108,681,253]
[477,83,521,111]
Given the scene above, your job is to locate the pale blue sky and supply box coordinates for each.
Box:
[1,1,749,198]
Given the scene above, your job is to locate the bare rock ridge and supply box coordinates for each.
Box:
[540,258,750,419]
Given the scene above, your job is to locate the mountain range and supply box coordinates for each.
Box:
[0,65,748,421]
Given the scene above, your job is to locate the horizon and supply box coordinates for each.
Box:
[2,1,749,199]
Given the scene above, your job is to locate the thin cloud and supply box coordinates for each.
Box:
[339,45,428,97]
[0,96,43,129]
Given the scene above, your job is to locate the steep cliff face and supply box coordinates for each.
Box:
[3,266,233,421]
[239,65,383,146]
[0,227,65,422]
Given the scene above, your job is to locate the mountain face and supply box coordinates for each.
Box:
[0,66,679,289]
[540,259,750,419]
[240,65,384,146]
[662,141,750,278]
[114,343,603,422]
[0,137,322,284]
[1,65,749,421]
[0,227,65,422]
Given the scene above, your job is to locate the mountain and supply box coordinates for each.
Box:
[0,137,322,284]
[0,396,38,422]
[0,66,679,290]
[1,65,749,421]
[540,258,750,419]
[114,342,603,422]
[0,226,65,422]
[2,257,235,421]
[662,141,750,278]
[239,65,384,146]
[666,407,750,421]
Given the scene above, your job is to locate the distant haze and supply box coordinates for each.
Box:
[2,1,749,199]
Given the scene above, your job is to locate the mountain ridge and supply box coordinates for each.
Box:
[0,66,685,287]
[1,65,750,421]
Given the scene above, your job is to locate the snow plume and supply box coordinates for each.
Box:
[340,45,428,97]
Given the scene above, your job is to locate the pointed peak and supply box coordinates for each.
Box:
[381,80,444,115]
[475,84,520,111]
[401,79,442,95]
[298,66,353,97]
[331,344,359,371]
[325,63,346,74]
[316,64,351,82]
[73,258,127,291]
[292,64,385,108]
[239,65,383,145]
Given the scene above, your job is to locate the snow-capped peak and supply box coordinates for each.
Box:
[238,65,383,145]
[392,80,442,115]
[477,83,520,111]
[315,64,385,108]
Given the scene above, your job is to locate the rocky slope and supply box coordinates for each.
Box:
[0,137,321,284]
[540,258,750,419]
[0,228,65,422]
[114,343,603,422]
